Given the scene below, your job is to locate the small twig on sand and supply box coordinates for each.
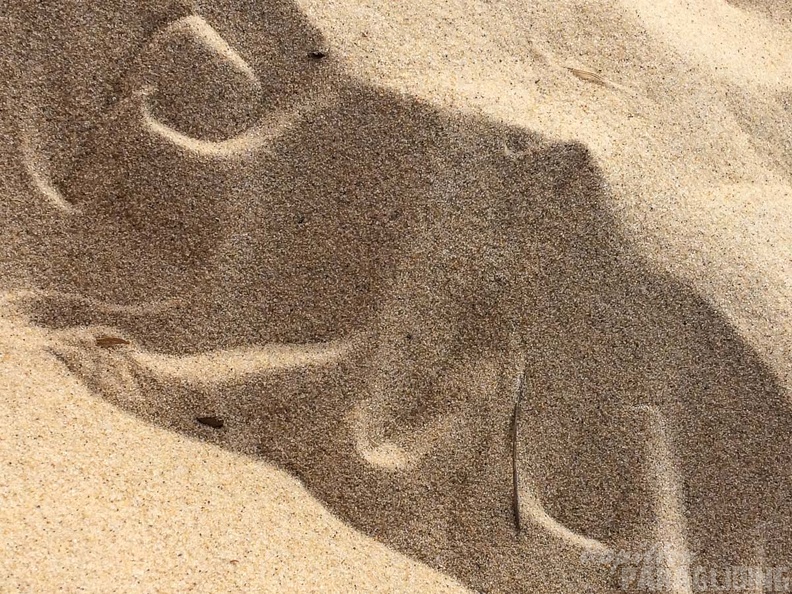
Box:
[96,336,131,349]
[567,66,607,86]
[512,364,526,534]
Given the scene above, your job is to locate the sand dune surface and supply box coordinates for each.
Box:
[1,1,791,592]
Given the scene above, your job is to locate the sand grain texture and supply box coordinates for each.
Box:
[1,0,791,592]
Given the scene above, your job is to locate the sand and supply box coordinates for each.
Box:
[1,1,791,592]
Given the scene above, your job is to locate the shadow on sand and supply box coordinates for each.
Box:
[9,1,792,592]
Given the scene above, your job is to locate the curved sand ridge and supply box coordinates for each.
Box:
[140,91,329,159]
[21,13,330,216]
[151,15,260,86]
[138,15,335,158]
[3,1,792,593]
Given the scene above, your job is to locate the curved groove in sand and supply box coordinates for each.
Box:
[140,94,316,157]
[518,480,613,554]
[351,408,465,471]
[19,104,76,214]
[129,338,359,385]
[136,14,337,157]
[506,361,612,553]
[149,15,259,87]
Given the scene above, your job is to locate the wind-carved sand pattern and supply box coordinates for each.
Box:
[37,315,357,401]
[640,405,692,594]
[511,375,688,582]
[19,14,269,212]
[130,13,264,145]
[19,101,75,214]
[20,12,334,224]
[152,15,260,86]
[12,2,792,593]
[130,338,359,387]
[350,404,468,472]
[140,93,329,158]
[137,15,333,159]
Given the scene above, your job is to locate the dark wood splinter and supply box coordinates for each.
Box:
[96,336,131,348]
[197,416,224,429]
[512,364,526,534]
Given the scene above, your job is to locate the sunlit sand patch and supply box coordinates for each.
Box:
[628,0,792,88]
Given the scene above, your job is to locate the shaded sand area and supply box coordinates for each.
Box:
[1,0,791,592]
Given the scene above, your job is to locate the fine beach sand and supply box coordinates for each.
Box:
[1,1,791,592]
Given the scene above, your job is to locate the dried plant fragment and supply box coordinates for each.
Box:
[567,67,606,86]
[96,336,131,348]
[197,416,224,429]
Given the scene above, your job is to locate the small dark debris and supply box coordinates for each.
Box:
[406,333,413,341]
[197,416,224,429]
[308,50,327,60]
[96,336,130,348]
[513,365,526,534]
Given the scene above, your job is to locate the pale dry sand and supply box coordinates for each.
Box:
[1,1,791,593]
[0,312,466,593]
